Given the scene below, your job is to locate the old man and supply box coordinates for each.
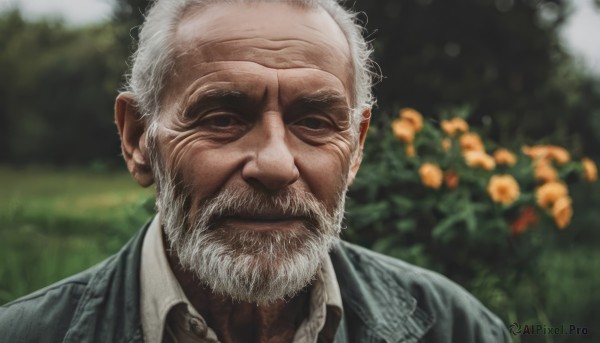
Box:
[1,0,509,342]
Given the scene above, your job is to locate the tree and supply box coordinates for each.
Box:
[0,11,124,166]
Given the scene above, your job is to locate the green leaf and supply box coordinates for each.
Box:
[348,201,390,229]
[391,195,414,212]
[432,213,465,242]
[395,218,417,233]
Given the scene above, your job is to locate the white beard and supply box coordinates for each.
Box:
[155,171,346,304]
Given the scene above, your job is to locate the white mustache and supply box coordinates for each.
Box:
[194,187,329,233]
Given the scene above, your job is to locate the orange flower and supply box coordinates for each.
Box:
[522,145,550,160]
[419,163,443,190]
[459,133,485,152]
[441,138,452,152]
[399,108,423,132]
[511,207,538,235]
[522,145,570,165]
[487,174,520,205]
[534,159,558,184]
[552,196,573,229]
[536,181,568,209]
[444,170,459,190]
[547,146,570,165]
[441,120,456,136]
[406,143,416,157]
[464,151,496,171]
[451,117,469,133]
[582,157,597,183]
[493,148,517,166]
[391,119,415,143]
[440,117,469,136]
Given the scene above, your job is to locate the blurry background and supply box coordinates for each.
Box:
[1,0,599,341]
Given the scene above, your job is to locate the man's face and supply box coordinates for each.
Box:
[146,3,365,303]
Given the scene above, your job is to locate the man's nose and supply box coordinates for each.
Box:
[241,116,300,192]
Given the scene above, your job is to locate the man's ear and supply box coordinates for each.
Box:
[115,92,154,187]
[347,108,371,187]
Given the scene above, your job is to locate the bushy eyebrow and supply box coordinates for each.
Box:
[289,90,351,117]
[181,88,248,118]
[295,90,349,108]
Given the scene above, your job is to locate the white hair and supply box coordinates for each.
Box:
[126,0,376,131]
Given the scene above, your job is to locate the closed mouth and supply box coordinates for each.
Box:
[224,214,304,222]
[213,212,309,232]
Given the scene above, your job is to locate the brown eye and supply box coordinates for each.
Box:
[197,113,249,141]
[295,117,329,130]
[207,115,240,127]
[199,112,247,129]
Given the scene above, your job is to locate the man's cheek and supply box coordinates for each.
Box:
[179,149,245,195]
[299,152,350,209]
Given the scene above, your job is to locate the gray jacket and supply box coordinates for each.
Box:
[0,219,510,342]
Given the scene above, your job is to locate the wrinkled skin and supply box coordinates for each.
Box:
[115,3,370,342]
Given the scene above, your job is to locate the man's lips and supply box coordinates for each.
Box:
[219,215,306,232]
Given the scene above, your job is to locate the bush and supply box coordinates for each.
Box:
[345,108,599,332]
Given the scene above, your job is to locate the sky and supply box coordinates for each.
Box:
[2,0,600,75]
[561,0,600,74]
[1,0,114,25]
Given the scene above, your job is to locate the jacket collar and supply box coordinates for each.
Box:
[330,241,434,343]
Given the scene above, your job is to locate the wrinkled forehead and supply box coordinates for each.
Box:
[169,2,353,94]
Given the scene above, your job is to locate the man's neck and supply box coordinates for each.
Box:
[169,255,310,343]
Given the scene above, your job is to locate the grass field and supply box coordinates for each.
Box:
[0,166,153,303]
